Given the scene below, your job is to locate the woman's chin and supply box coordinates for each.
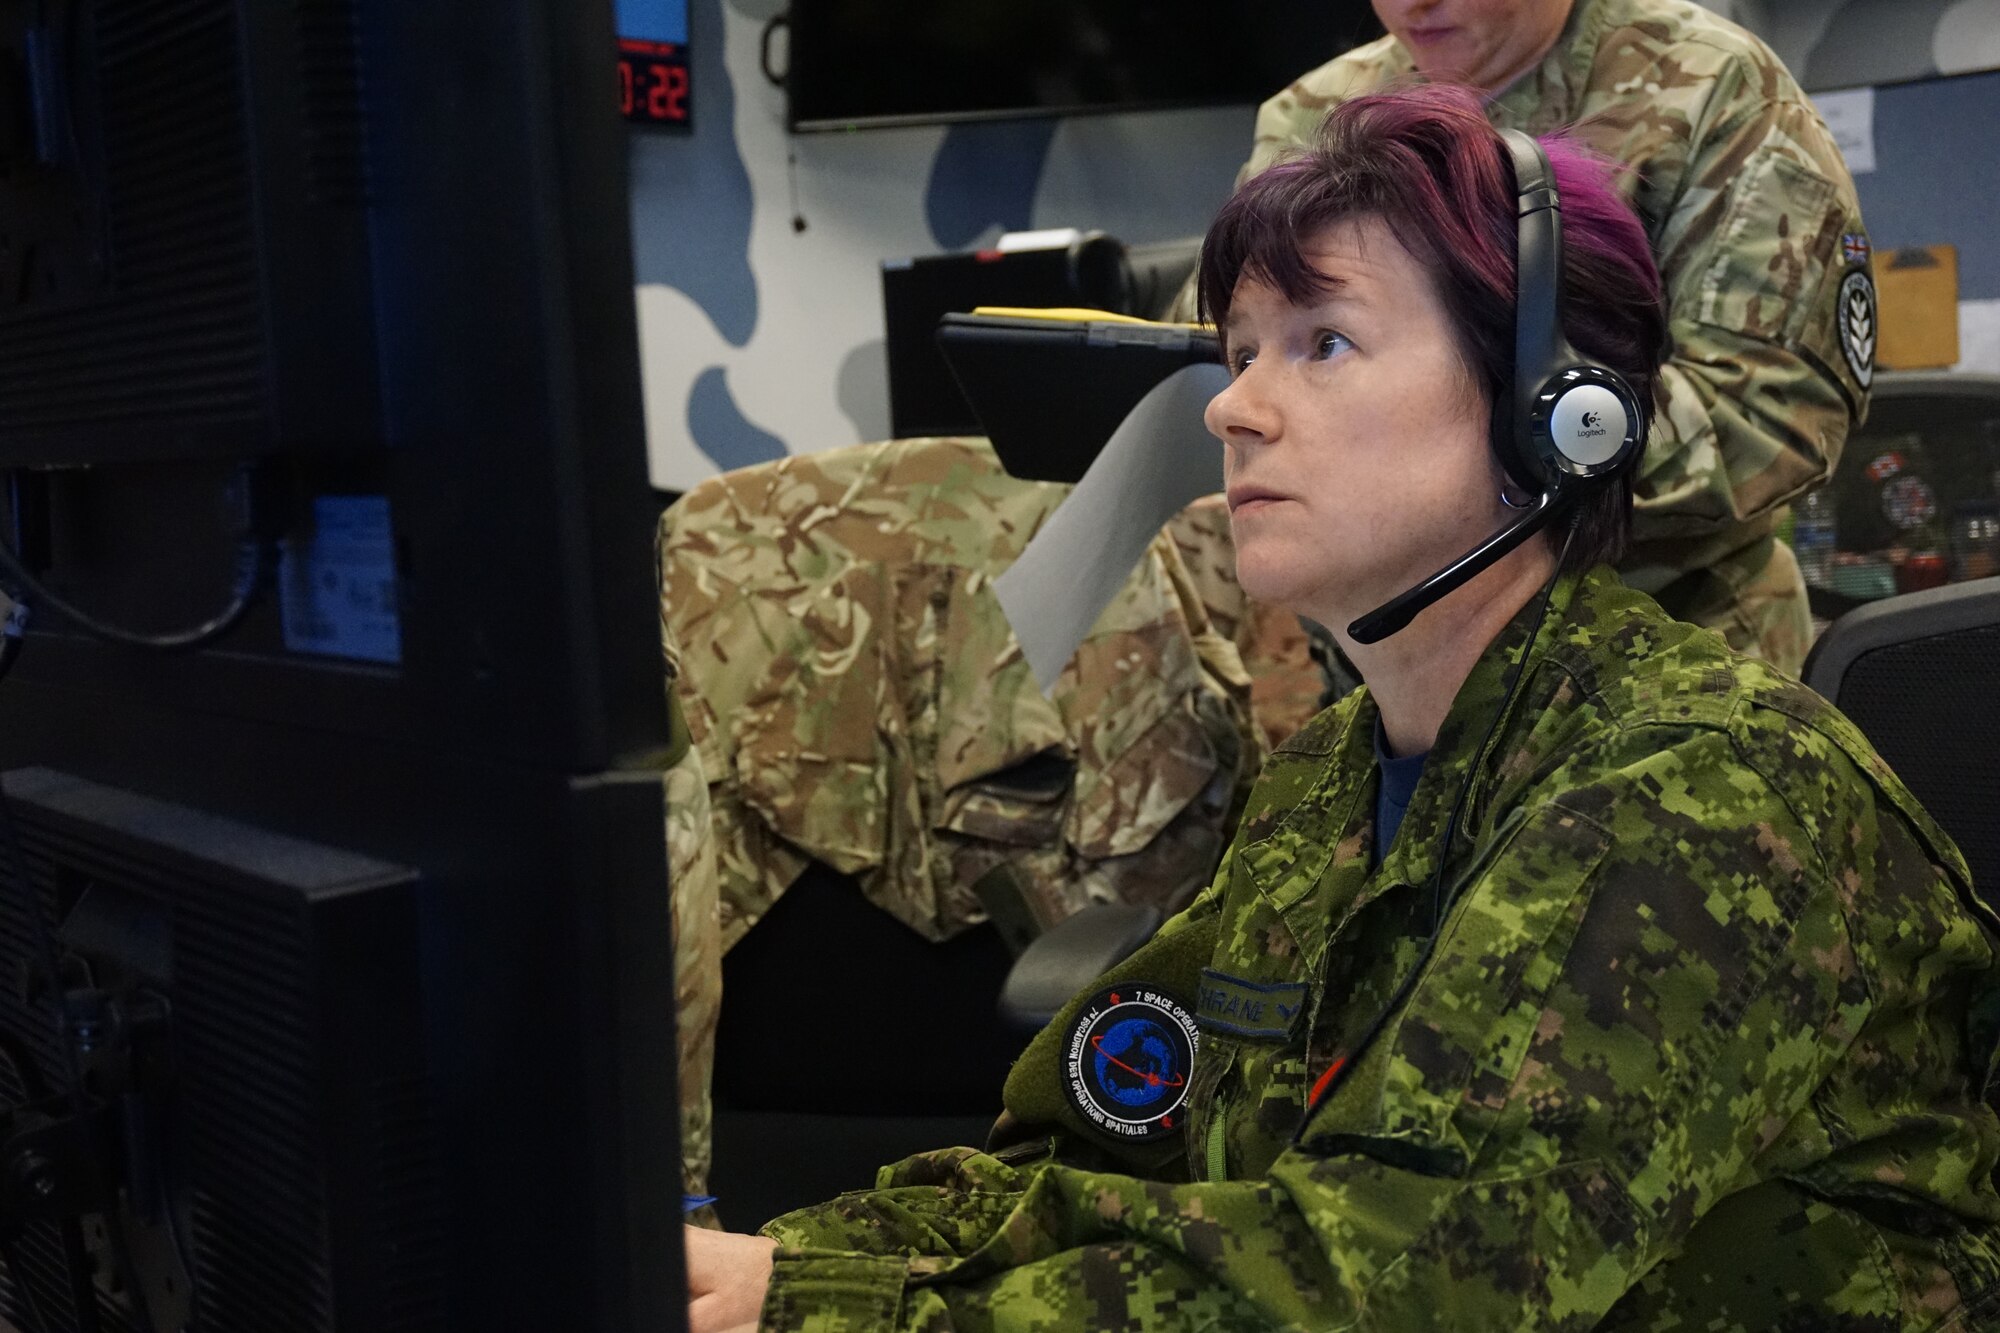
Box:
[1234,550,1401,634]
[1233,552,1325,620]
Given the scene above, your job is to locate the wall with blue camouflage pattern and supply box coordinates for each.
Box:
[630,0,1250,490]
[630,0,2000,491]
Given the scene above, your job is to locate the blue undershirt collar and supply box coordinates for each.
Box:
[1372,718,1430,869]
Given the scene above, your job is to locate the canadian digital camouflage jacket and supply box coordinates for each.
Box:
[757,567,2000,1330]
[1178,0,1873,675]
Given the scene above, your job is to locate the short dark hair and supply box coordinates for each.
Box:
[1197,84,1670,572]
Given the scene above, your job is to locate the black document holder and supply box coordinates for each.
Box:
[936,311,1221,484]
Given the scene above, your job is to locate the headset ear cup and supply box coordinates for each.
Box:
[1533,366,1645,483]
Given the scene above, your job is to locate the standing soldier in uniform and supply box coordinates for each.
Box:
[684,87,1997,1332]
[1179,0,1874,675]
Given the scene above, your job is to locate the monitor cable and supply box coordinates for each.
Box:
[0,463,273,654]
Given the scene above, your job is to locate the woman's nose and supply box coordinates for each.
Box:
[1204,365,1279,447]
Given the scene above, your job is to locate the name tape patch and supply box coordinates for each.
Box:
[1196,969,1306,1041]
[1062,984,1198,1143]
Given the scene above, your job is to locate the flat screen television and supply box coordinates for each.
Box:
[786,0,1383,131]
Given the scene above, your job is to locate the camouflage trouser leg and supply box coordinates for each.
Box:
[666,751,722,1228]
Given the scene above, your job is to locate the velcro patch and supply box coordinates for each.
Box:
[1196,969,1307,1041]
[1062,984,1198,1143]
[1839,268,1876,390]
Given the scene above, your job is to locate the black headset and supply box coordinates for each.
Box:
[1346,129,1648,644]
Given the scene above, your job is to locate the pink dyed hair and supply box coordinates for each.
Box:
[1197,84,1669,569]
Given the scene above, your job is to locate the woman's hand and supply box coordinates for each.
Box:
[686,1225,778,1333]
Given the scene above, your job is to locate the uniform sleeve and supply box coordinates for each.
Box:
[751,730,1927,1330]
[1628,65,1872,562]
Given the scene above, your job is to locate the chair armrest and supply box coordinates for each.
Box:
[997,902,1162,1034]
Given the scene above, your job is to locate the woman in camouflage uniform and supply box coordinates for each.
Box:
[1211,0,1875,676]
[687,88,2000,1332]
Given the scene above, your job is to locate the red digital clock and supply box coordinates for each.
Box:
[618,39,690,128]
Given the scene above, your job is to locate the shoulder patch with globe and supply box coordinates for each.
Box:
[1062,984,1199,1143]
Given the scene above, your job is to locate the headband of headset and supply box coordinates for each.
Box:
[1499,130,1646,494]
[1346,128,1646,644]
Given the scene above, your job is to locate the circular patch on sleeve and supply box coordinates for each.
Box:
[1839,269,1877,390]
[1061,984,1198,1143]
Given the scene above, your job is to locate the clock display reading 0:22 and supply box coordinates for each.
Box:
[618,41,689,127]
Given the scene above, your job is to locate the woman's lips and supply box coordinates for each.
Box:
[1227,488,1290,516]
[1404,24,1458,46]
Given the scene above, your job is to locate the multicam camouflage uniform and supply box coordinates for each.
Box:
[662,435,1260,951]
[664,598,723,1218]
[1174,0,1873,675]
[1162,494,1327,749]
[756,567,2000,1330]
[661,437,1267,1197]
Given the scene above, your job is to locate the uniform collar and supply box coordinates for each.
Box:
[1487,0,1605,131]
[1235,568,1616,974]
[1364,566,1591,902]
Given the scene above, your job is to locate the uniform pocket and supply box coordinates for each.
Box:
[1308,803,1615,1170]
[1183,1037,1240,1181]
[935,750,1074,848]
[1067,699,1221,861]
[729,563,895,876]
[1691,149,1839,348]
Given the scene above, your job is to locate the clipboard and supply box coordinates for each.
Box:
[1878,245,1959,371]
[935,308,1222,483]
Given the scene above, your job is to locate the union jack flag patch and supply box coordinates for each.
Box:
[1843,233,1871,267]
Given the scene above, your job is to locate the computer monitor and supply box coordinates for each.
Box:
[786,0,1382,131]
[0,0,682,1328]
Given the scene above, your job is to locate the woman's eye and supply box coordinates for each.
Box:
[1229,349,1256,375]
[1315,331,1352,359]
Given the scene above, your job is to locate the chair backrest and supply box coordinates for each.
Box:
[714,859,1021,1115]
[1803,577,2000,900]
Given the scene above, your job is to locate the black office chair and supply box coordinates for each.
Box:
[709,860,1021,1228]
[1803,577,2000,901]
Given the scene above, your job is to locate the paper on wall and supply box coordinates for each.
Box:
[1811,87,1876,175]
[1953,299,2000,375]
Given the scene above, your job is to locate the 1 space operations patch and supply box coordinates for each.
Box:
[1061,984,1198,1143]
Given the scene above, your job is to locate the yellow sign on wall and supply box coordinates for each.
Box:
[1876,245,1959,371]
